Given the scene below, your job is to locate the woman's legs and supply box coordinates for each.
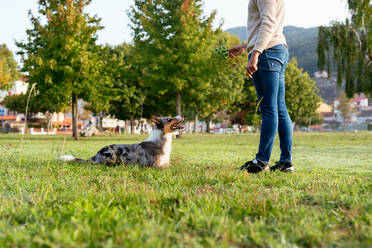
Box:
[252,45,292,164]
[277,70,293,162]
[253,69,280,163]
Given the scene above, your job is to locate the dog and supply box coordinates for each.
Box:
[80,119,100,137]
[59,115,184,167]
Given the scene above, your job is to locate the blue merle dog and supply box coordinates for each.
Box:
[59,115,184,167]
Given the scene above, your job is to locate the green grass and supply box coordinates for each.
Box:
[0,132,371,247]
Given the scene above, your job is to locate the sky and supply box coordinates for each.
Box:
[1,0,350,61]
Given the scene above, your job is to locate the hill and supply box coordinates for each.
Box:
[225,26,319,75]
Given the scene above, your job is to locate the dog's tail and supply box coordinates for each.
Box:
[58,155,86,163]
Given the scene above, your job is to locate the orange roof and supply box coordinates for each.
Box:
[317,102,333,113]
[0,115,16,121]
[51,117,84,126]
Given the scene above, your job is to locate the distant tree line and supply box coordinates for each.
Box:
[3,0,323,139]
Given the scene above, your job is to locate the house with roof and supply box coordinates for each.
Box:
[351,93,368,110]
[316,102,336,124]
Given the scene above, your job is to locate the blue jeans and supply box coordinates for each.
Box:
[250,44,292,163]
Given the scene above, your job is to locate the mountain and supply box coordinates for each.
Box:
[225,26,319,76]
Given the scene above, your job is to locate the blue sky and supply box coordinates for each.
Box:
[1,0,349,61]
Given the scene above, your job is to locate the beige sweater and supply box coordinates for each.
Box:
[247,0,287,53]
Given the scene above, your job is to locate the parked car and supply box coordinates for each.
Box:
[213,128,224,134]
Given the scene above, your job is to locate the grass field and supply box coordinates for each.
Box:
[0,132,371,247]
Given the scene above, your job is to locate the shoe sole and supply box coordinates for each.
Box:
[245,166,270,174]
[270,167,295,172]
[284,167,295,172]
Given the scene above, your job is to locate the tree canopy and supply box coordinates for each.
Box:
[0,44,20,90]
[186,32,246,119]
[106,44,147,133]
[285,58,323,127]
[128,0,218,117]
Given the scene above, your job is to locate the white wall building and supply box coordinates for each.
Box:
[351,97,368,109]
[102,117,126,128]
[314,71,328,79]
[0,79,29,116]
[0,80,28,102]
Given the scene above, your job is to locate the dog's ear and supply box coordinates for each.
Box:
[151,115,162,125]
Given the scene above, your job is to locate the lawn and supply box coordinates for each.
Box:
[0,132,371,247]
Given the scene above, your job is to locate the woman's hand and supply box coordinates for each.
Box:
[228,44,248,59]
[246,50,260,79]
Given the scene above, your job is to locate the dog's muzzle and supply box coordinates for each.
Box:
[171,115,185,130]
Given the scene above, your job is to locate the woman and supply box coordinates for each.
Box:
[229,0,294,173]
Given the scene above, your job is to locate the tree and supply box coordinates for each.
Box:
[83,45,116,128]
[186,31,246,133]
[3,94,29,114]
[318,0,371,97]
[337,92,354,133]
[17,0,103,140]
[106,44,147,134]
[285,58,323,127]
[0,44,20,90]
[128,0,216,120]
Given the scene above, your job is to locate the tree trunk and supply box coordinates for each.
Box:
[47,114,52,134]
[176,92,182,138]
[24,114,29,134]
[343,119,346,134]
[176,92,182,116]
[72,94,79,140]
[125,120,129,134]
[193,111,198,133]
[96,115,100,128]
[130,115,135,135]
[99,112,103,128]
[206,115,211,133]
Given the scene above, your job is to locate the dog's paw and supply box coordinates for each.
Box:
[158,163,172,168]
[58,155,76,162]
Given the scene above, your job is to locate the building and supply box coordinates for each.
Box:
[314,71,328,79]
[321,112,336,123]
[316,102,335,124]
[316,102,333,113]
[0,77,28,102]
[351,96,368,109]
[51,116,84,130]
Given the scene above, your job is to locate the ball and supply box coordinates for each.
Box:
[214,46,229,61]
